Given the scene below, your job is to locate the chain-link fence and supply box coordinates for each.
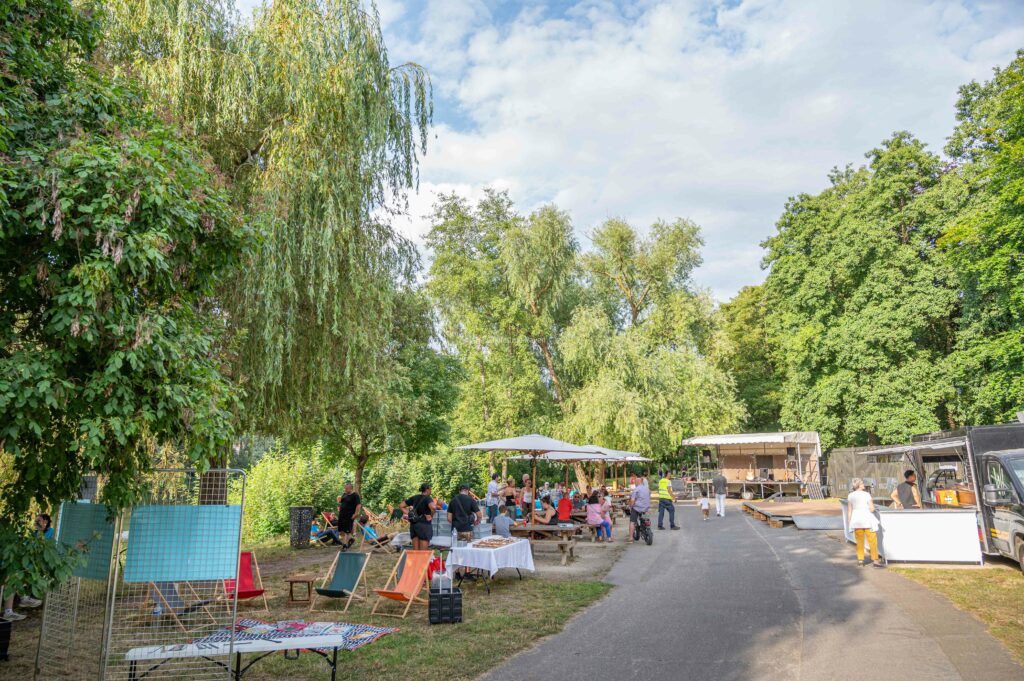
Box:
[35,469,245,681]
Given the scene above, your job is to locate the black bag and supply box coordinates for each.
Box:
[428,573,462,624]
[406,495,427,525]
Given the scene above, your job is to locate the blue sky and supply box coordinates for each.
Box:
[237,0,1024,301]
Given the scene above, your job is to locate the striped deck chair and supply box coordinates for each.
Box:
[223,551,269,612]
[149,581,218,635]
[310,551,370,613]
[370,550,431,619]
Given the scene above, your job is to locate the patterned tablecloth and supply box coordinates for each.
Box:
[125,619,395,661]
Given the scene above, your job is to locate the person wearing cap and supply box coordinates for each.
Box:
[401,483,436,551]
[448,483,482,543]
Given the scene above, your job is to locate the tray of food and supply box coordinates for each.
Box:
[472,537,518,549]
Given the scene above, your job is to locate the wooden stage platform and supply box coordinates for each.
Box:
[743,500,843,529]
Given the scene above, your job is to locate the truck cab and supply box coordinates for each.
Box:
[979,449,1024,567]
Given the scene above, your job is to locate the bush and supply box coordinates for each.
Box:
[235,443,349,542]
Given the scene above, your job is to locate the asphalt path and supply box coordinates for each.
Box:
[482,501,1023,681]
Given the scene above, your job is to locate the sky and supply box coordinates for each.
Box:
[238,0,1024,301]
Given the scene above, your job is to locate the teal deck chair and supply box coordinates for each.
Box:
[310,551,370,613]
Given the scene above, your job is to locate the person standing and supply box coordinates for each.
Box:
[712,470,728,517]
[485,473,502,523]
[656,471,680,530]
[447,483,481,543]
[890,469,922,509]
[627,475,651,543]
[336,482,361,550]
[401,483,436,551]
[848,478,884,567]
[698,490,710,520]
[521,474,534,519]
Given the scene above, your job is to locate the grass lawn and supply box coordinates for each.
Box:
[893,564,1024,664]
[4,534,613,680]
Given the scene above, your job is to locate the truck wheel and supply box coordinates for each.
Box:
[1017,539,1024,575]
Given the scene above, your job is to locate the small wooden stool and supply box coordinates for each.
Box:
[285,573,316,605]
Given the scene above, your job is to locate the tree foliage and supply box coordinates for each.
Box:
[718,285,782,432]
[322,288,462,492]
[427,192,744,464]
[762,133,957,449]
[1,0,247,517]
[940,51,1024,425]
[100,0,432,437]
[0,0,247,595]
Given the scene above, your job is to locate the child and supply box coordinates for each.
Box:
[493,504,515,538]
[699,489,710,520]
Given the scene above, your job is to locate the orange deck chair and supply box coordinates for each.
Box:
[223,551,269,612]
[370,550,432,619]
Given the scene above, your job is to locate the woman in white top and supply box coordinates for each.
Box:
[847,478,884,567]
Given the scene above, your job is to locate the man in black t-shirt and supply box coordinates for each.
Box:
[401,483,436,551]
[447,483,481,542]
[337,482,362,550]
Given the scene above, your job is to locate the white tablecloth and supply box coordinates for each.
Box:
[445,536,535,577]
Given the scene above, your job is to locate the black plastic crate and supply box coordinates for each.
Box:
[428,585,462,624]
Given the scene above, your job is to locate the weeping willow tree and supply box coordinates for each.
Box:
[100,0,432,436]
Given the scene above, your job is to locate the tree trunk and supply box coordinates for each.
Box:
[536,337,564,404]
[572,462,589,490]
[354,433,370,494]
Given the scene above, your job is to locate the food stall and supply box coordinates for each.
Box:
[838,424,1024,565]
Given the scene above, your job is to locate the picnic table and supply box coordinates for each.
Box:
[510,524,578,565]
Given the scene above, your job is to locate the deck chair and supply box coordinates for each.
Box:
[223,551,269,612]
[310,551,370,613]
[356,521,397,554]
[312,512,340,547]
[149,581,218,635]
[370,550,431,619]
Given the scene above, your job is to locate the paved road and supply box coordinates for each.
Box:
[483,501,1022,681]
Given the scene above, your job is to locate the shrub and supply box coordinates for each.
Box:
[235,443,349,542]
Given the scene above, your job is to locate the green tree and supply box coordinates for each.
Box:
[1,0,247,595]
[583,217,703,327]
[426,191,559,457]
[100,0,432,438]
[323,289,462,492]
[940,52,1024,424]
[762,133,957,449]
[718,285,783,431]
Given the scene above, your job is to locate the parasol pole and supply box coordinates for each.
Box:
[531,452,538,526]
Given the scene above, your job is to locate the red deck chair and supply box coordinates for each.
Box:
[223,551,269,611]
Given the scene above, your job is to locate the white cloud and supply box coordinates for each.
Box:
[383,0,1024,300]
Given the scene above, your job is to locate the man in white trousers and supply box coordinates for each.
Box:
[712,470,728,517]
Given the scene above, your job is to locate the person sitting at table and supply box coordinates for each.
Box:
[535,496,558,525]
[493,504,515,537]
[585,492,611,542]
[556,492,573,522]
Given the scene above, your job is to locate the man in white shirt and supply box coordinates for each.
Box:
[486,472,502,523]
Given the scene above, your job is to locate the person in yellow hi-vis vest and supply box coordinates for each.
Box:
[656,471,680,530]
